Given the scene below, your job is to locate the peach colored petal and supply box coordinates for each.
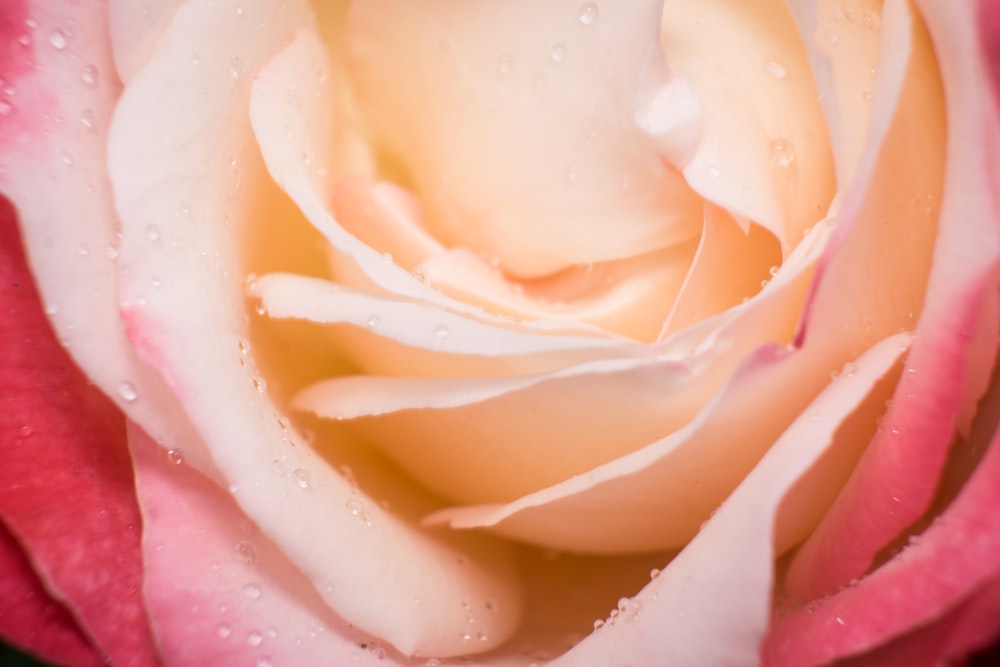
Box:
[551,334,906,666]
[661,0,836,251]
[784,0,998,601]
[425,334,906,553]
[344,0,703,278]
[661,207,782,337]
[129,425,410,667]
[419,242,697,341]
[107,6,521,657]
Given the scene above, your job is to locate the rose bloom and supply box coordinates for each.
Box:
[2,0,1000,665]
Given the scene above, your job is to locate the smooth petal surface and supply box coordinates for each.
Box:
[551,335,905,667]
[0,199,157,667]
[785,0,1000,600]
[344,0,703,278]
[108,6,522,655]
[107,0,185,84]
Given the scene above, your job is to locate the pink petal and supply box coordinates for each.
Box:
[107,10,522,656]
[0,517,101,667]
[0,198,157,666]
[763,390,1000,667]
[784,0,1000,600]
[343,0,703,278]
[129,425,409,667]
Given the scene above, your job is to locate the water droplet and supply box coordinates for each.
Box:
[243,583,262,600]
[424,660,442,667]
[477,631,489,642]
[256,658,273,667]
[381,251,393,264]
[434,325,450,339]
[238,338,250,355]
[578,3,599,25]
[167,449,185,465]
[366,314,380,329]
[842,362,857,377]
[117,381,139,402]
[19,425,34,437]
[191,54,201,66]
[44,303,59,316]
[768,265,779,277]
[146,224,161,242]
[81,65,98,87]
[617,597,630,613]
[706,166,721,179]
[550,43,567,63]
[17,33,32,47]
[649,567,661,580]
[61,151,74,166]
[216,623,232,639]
[235,540,257,563]
[835,614,845,626]
[769,139,795,168]
[252,376,267,393]
[593,619,605,630]
[230,56,243,80]
[765,59,787,80]
[79,109,95,129]
[247,630,263,646]
[497,54,511,75]
[292,468,310,489]
[566,164,578,184]
[49,29,68,50]
[0,100,12,117]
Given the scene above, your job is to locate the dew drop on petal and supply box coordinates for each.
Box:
[117,381,139,402]
[550,43,567,63]
[497,54,511,74]
[167,449,185,465]
[247,630,263,647]
[81,64,98,87]
[49,29,68,50]
[243,583,262,600]
[235,540,257,563]
[578,3,599,25]
[434,325,450,339]
[292,468,310,489]
[366,314,380,329]
[216,623,232,639]
[769,139,796,168]
[0,100,12,117]
[765,59,787,80]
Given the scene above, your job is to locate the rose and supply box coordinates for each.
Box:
[1,0,999,665]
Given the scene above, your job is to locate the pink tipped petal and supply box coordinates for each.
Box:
[129,425,409,667]
[661,0,836,251]
[344,0,702,278]
[107,6,522,655]
[785,0,999,600]
[0,202,157,666]
[764,398,1000,667]
[551,334,906,666]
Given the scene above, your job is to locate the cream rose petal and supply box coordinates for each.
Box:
[107,0,186,84]
[106,0,521,657]
[549,334,907,667]
[422,0,942,552]
[343,0,703,278]
[661,0,836,250]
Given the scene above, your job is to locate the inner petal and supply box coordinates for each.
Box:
[343,0,704,278]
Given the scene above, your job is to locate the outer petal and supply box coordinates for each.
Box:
[129,425,406,667]
[0,517,100,667]
[107,4,521,657]
[784,0,1000,600]
[0,199,156,666]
